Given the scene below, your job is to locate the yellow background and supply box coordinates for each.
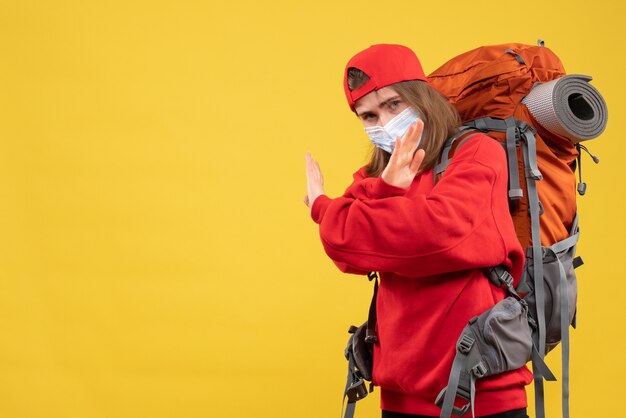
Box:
[0,1,623,417]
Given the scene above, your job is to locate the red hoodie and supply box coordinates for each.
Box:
[311,134,533,416]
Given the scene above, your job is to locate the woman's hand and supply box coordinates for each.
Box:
[305,152,325,210]
[381,120,426,189]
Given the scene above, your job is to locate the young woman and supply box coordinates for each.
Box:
[304,44,532,418]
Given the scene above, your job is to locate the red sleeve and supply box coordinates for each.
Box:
[310,135,523,279]
[311,167,410,275]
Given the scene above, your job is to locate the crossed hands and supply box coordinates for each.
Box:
[304,120,425,211]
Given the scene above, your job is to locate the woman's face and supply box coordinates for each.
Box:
[353,86,409,128]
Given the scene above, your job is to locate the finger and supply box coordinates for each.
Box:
[390,131,405,161]
[397,124,413,152]
[409,149,426,173]
[313,159,324,183]
[305,153,316,179]
[413,119,424,140]
[403,121,422,151]
[304,195,310,207]
[305,153,315,198]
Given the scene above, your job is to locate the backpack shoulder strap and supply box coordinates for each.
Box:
[464,117,526,207]
[433,127,479,184]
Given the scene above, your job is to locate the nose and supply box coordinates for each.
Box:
[378,113,391,127]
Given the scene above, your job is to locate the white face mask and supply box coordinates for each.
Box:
[364,107,422,153]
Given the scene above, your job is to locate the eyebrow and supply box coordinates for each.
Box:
[355,95,402,117]
[379,95,401,108]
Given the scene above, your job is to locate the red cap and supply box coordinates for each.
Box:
[343,44,428,110]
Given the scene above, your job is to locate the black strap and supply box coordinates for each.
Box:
[366,272,379,343]
[342,273,379,418]
[342,350,368,418]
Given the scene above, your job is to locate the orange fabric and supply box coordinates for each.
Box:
[428,43,566,120]
[428,44,578,251]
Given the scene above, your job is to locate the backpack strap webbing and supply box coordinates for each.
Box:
[464,117,524,209]
[433,127,479,184]
[435,328,486,418]
[433,117,581,418]
[438,118,566,418]
[342,345,367,418]
[543,216,580,418]
[343,272,377,418]
[486,265,556,383]
[520,126,550,418]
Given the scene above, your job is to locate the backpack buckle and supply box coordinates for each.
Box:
[516,120,537,135]
[458,334,475,354]
[487,266,514,290]
[346,378,368,403]
[434,387,471,417]
[365,329,378,344]
[498,270,514,289]
[472,362,488,378]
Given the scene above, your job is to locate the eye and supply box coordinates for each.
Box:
[361,113,376,122]
[388,100,402,111]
